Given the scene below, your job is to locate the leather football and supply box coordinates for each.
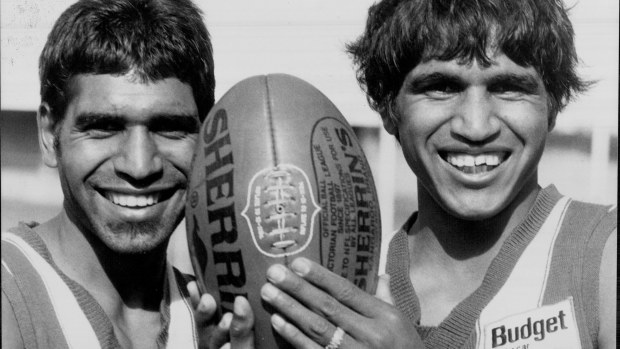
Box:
[186,74,381,348]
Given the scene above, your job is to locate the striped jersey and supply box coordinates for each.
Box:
[1,224,198,349]
[386,185,616,349]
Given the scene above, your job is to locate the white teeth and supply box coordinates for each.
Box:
[486,155,500,166]
[137,196,147,207]
[107,192,160,207]
[446,153,503,168]
[463,156,475,167]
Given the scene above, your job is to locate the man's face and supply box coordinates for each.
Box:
[47,74,199,253]
[389,53,550,220]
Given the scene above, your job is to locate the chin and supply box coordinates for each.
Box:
[441,193,509,222]
[449,207,502,222]
[100,220,172,255]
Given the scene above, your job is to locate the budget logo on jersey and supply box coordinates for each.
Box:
[483,298,581,349]
[241,164,320,258]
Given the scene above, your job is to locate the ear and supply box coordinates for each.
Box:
[380,108,399,138]
[37,103,59,168]
[548,111,558,132]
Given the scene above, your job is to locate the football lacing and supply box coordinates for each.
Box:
[264,168,299,250]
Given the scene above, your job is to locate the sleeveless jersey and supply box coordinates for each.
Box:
[1,224,198,349]
[386,185,616,349]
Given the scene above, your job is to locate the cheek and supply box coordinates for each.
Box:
[55,156,95,210]
[58,146,104,181]
[397,112,438,151]
[504,102,550,137]
[397,124,428,178]
[161,142,197,174]
[511,115,549,150]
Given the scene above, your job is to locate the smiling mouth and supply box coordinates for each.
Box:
[100,189,176,208]
[440,152,509,174]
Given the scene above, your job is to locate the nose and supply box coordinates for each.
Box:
[450,90,500,143]
[114,127,163,183]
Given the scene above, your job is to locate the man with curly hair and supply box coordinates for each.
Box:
[1,1,254,348]
[259,1,616,348]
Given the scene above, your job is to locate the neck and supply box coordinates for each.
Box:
[92,240,168,310]
[411,178,541,266]
[36,210,168,311]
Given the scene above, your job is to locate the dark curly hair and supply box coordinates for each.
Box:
[347,0,590,124]
[39,0,215,129]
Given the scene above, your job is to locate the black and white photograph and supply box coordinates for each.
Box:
[1,0,617,348]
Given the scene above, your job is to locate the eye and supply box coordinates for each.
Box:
[488,76,540,99]
[155,129,192,139]
[406,74,464,99]
[152,126,192,139]
[150,117,199,139]
[81,122,123,138]
[426,81,461,94]
[417,81,463,100]
[492,82,526,94]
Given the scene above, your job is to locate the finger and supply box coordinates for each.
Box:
[289,258,392,318]
[229,296,255,348]
[266,264,360,322]
[220,312,233,330]
[195,293,218,326]
[191,288,222,349]
[206,313,233,349]
[187,281,200,308]
[270,313,322,349]
[196,312,231,349]
[374,274,394,305]
[261,282,348,347]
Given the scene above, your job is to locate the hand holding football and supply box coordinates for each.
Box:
[186,74,381,348]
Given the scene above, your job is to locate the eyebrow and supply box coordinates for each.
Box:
[487,73,541,91]
[74,112,200,131]
[404,72,464,94]
[405,71,541,92]
[150,113,201,132]
[74,113,123,130]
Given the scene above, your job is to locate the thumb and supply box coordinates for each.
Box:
[374,274,394,305]
[229,296,255,348]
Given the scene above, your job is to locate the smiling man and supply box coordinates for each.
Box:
[257,1,617,348]
[0,0,253,348]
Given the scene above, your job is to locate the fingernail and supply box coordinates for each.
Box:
[291,258,310,276]
[261,283,279,301]
[197,294,214,313]
[187,281,198,294]
[197,299,208,313]
[219,312,233,329]
[267,264,287,283]
[271,313,286,329]
[233,296,247,315]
